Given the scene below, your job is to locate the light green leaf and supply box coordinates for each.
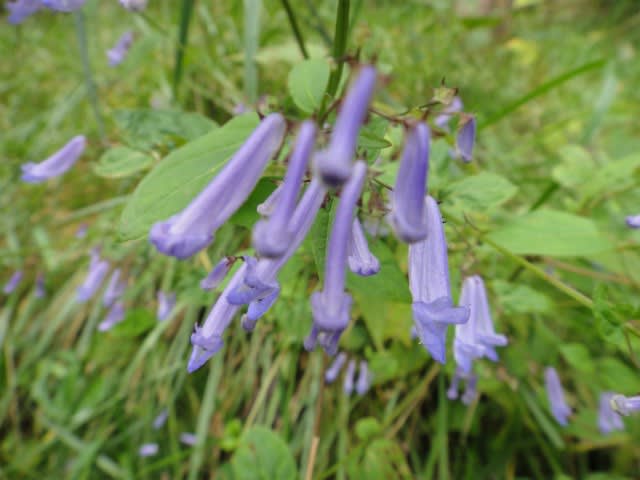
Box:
[492,280,553,314]
[581,153,640,199]
[287,58,330,113]
[487,209,612,257]
[444,172,518,213]
[118,113,260,240]
[551,144,593,189]
[559,343,594,374]
[110,309,156,337]
[93,146,153,179]
[231,426,296,480]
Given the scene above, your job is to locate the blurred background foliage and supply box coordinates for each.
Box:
[1,0,640,478]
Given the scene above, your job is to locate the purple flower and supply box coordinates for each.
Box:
[343,359,356,396]
[611,394,640,416]
[107,31,134,67]
[103,268,126,307]
[461,373,478,405]
[306,161,367,355]
[120,0,147,11]
[138,443,158,457]
[179,432,197,446]
[256,183,284,216]
[347,218,380,276]
[325,352,347,384]
[152,409,168,430]
[200,257,234,291]
[544,367,572,426]
[3,270,23,294]
[435,96,463,130]
[76,251,109,302]
[409,196,469,363]
[456,115,476,163]
[387,123,430,243]
[35,273,46,298]
[187,264,248,373]
[41,0,85,11]
[252,121,316,258]
[6,0,42,24]
[313,66,377,187]
[598,392,624,435]
[75,223,88,238]
[355,360,371,396]
[150,114,285,259]
[157,291,176,321]
[21,135,86,183]
[625,215,640,229]
[98,301,125,331]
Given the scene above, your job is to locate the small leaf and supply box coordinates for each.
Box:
[93,146,153,178]
[231,426,296,480]
[559,343,594,374]
[287,58,330,114]
[355,417,382,441]
[444,172,517,213]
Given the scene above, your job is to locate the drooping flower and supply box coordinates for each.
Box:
[41,0,85,11]
[343,359,356,396]
[6,0,42,24]
[75,223,88,238]
[625,215,640,229]
[252,121,316,258]
[103,268,126,307]
[598,392,624,435]
[200,257,234,291]
[107,31,134,67]
[409,196,470,363]
[35,273,46,298]
[435,96,463,130]
[152,409,168,430]
[456,115,476,163]
[347,218,380,276]
[314,66,377,188]
[138,443,159,457]
[256,183,284,216]
[610,394,640,417]
[157,291,176,321]
[387,123,430,243]
[150,114,286,259]
[544,367,572,426]
[179,432,197,446]
[3,270,23,294]
[355,360,372,396]
[76,251,109,302]
[306,161,367,355]
[325,352,347,384]
[119,0,147,11]
[21,135,86,183]
[98,301,125,331]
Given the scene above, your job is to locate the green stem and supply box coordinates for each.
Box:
[280,0,309,59]
[173,0,196,101]
[74,11,105,140]
[437,372,450,480]
[325,0,350,100]
[243,0,261,103]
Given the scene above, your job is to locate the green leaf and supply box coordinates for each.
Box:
[492,280,553,314]
[231,426,296,480]
[228,179,277,228]
[581,153,640,199]
[118,113,260,240]
[444,172,518,213]
[355,417,382,441]
[93,146,153,179]
[559,343,594,374]
[109,309,156,337]
[287,58,330,114]
[308,198,334,282]
[487,209,612,257]
[358,117,392,151]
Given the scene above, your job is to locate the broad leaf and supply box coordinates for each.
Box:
[287,58,330,114]
[444,172,517,213]
[231,426,296,480]
[93,146,153,178]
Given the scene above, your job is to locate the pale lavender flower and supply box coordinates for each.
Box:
[150,114,285,259]
[3,270,23,294]
[544,367,572,426]
[35,273,46,298]
[409,196,469,363]
[325,352,347,384]
[387,123,430,243]
[599,392,624,435]
[355,360,371,396]
[625,215,640,229]
[75,223,88,238]
[447,372,461,400]
[76,252,109,302]
[41,0,85,11]
[306,161,367,355]
[120,0,147,11]
[138,443,158,457]
[343,359,356,396]
[98,301,125,331]
[435,96,463,130]
[200,257,234,291]
[456,115,476,163]
[179,432,197,446]
[103,268,126,307]
[461,373,478,405]
[611,394,640,416]
[314,66,377,187]
[347,218,380,276]
[6,0,42,24]
[107,31,134,67]
[252,121,316,258]
[157,291,176,321]
[188,264,247,373]
[21,135,86,183]
[233,103,248,115]
[152,409,168,430]
[256,183,284,216]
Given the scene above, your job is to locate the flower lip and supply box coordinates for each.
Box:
[347,218,380,276]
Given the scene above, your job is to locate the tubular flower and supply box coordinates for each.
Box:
[187,264,248,373]
[156,291,176,321]
[200,257,234,291]
[343,359,356,396]
[98,301,125,331]
[6,0,42,24]
[35,273,46,298]
[138,443,158,457]
[347,218,380,276]
[76,251,109,302]
[103,268,126,307]
[120,0,147,11]
[313,66,377,188]
[256,183,284,216]
[387,123,430,243]
[599,392,624,435]
[544,367,572,426]
[227,179,327,325]
[3,270,23,294]
[625,215,640,229]
[306,161,367,355]
[21,135,86,183]
[456,115,476,163]
[409,196,470,363]
[252,121,316,258]
[107,30,134,67]
[435,96,463,130]
[179,433,197,446]
[325,352,347,384]
[41,0,85,11]
[461,373,478,405]
[355,360,372,396]
[149,113,286,259]
[75,223,88,238]
[611,394,640,417]
[152,409,168,430]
